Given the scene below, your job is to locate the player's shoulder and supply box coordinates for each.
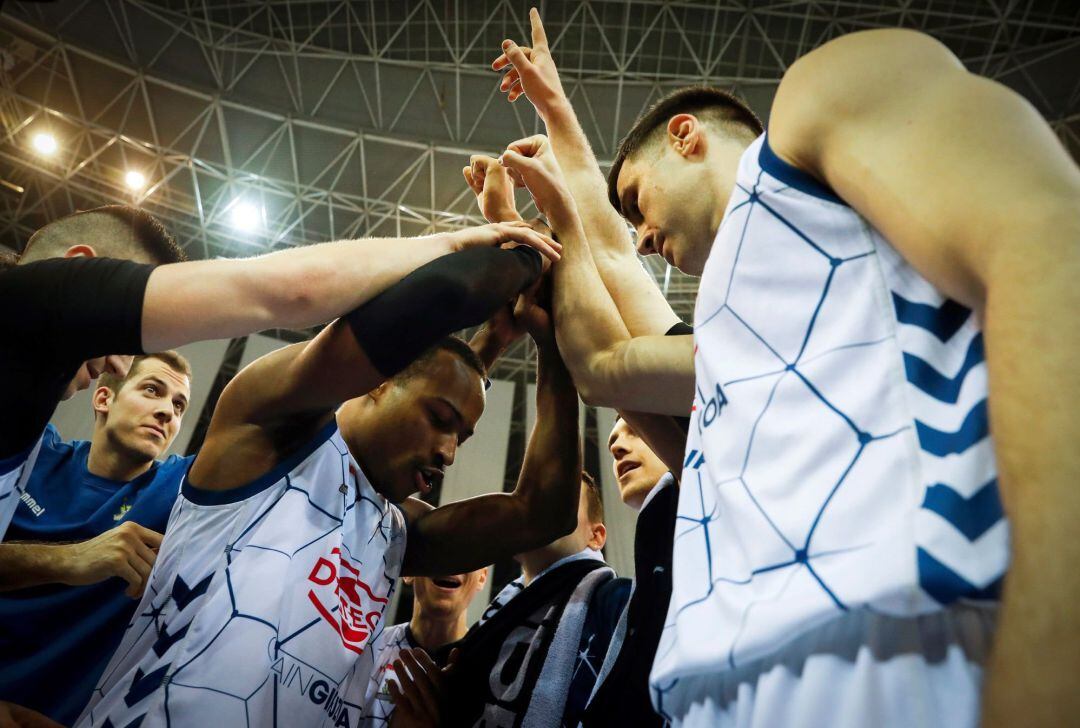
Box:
[770,29,962,174]
[33,424,80,468]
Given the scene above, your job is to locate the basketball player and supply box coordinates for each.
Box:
[495,9,1079,726]
[577,416,677,727]
[0,204,559,541]
[360,566,487,726]
[0,353,192,724]
[77,235,582,726]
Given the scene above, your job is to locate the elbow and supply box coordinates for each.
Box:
[574,373,618,410]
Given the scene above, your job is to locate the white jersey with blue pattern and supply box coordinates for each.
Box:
[77,420,407,728]
[651,134,1004,722]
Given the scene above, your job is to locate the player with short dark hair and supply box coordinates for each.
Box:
[495,9,1080,726]
[0,353,193,724]
[77,232,581,726]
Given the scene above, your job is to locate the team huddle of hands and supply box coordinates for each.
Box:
[385,10,587,728]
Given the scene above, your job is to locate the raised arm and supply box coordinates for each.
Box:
[768,29,1080,726]
[494,8,680,337]
[141,223,559,352]
[190,226,553,491]
[500,136,694,416]
[401,301,581,576]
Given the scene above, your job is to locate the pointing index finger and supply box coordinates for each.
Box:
[530,8,548,48]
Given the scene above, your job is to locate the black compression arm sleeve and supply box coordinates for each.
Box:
[0,257,154,456]
[346,245,543,378]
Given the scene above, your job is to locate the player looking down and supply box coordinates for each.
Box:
[78,228,582,727]
[495,9,1080,726]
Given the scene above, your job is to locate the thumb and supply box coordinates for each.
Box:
[499,149,535,174]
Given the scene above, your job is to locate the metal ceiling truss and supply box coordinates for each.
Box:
[0,0,1077,382]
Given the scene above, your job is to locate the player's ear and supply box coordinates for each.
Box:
[667,113,705,159]
[367,381,391,402]
[64,243,97,258]
[589,522,607,551]
[476,567,489,589]
[92,385,114,418]
[402,575,414,586]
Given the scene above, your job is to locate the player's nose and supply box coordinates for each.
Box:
[436,436,457,468]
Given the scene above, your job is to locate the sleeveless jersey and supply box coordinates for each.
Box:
[77,420,407,728]
[0,434,43,540]
[651,135,1004,712]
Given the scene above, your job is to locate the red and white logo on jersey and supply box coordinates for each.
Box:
[307,547,388,654]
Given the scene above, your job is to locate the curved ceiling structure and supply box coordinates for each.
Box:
[2,0,1078,380]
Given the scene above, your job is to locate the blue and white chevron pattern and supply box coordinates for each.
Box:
[889,277,1007,605]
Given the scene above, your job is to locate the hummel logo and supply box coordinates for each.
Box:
[19,491,44,517]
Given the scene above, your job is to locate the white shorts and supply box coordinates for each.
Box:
[662,604,996,728]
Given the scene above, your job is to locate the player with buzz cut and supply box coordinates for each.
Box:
[495,8,1079,728]
[77,222,582,727]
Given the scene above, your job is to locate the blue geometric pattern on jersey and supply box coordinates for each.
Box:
[650,134,1005,715]
[80,425,406,728]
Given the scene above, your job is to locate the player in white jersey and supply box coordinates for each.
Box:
[361,566,488,725]
[78,228,583,727]
[494,10,1080,727]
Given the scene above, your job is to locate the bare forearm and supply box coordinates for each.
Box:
[982,221,1080,725]
[513,341,581,530]
[144,234,455,351]
[550,211,635,395]
[0,543,71,591]
[545,102,679,336]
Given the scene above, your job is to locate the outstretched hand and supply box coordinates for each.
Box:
[445,220,560,270]
[493,8,568,119]
[498,135,577,229]
[463,154,522,224]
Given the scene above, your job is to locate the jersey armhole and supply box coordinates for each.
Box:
[181,419,339,505]
[759,132,848,206]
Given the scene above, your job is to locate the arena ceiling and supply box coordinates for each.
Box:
[1,0,1079,381]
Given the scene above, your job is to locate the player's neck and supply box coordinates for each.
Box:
[87,440,154,482]
[519,549,572,585]
[409,610,467,650]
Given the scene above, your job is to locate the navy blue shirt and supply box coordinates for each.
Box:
[0,425,189,723]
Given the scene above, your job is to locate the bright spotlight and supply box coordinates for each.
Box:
[32,132,57,155]
[230,200,263,231]
[124,170,146,190]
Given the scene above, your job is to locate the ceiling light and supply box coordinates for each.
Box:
[32,132,57,155]
[230,200,263,231]
[124,170,146,190]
